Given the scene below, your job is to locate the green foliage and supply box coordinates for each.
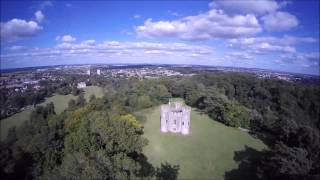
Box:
[1,102,62,179]
[1,96,157,179]
[76,94,86,107]
[155,162,180,180]
[260,142,313,179]
[89,94,96,103]
[1,71,319,179]
[68,99,76,110]
[62,102,151,179]
[120,114,143,129]
[71,86,80,96]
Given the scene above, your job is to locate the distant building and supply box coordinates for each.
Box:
[77,82,86,88]
[97,69,101,75]
[33,85,41,90]
[161,101,191,135]
[87,69,91,75]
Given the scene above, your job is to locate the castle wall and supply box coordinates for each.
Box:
[168,111,182,132]
[181,107,190,135]
[160,102,190,135]
[160,105,169,132]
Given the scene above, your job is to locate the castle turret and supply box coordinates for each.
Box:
[160,105,168,133]
[175,102,182,109]
[181,107,191,135]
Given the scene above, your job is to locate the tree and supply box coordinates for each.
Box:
[89,94,96,103]
[152,84,171,103]
[137,95,152,109]
[6,127,17,145]
[155,162,180,180]
[46,102,56,115]
[260,142,313,180]
[68,99,76,110]
[76,94,86,107]
[71,86,80,96]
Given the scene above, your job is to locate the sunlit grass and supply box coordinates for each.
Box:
[138,101,266,180]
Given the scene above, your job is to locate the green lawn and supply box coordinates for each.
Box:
[139,101,267,180]
[0,86,104,141]
[83,85,104,101]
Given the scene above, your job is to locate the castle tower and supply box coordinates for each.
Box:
[160,101,190,135]
[181,107,191,135]
[160,105,168,133]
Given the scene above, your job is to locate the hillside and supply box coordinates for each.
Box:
[138,102,266,179]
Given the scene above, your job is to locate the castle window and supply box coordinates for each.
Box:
[174,120,176,124]
[182,122,184,125]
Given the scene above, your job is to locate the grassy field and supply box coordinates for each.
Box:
[83,85,104,101]
[139,100,267,180]
[0,86,104,141]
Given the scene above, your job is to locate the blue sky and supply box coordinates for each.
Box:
[1,0,319,75]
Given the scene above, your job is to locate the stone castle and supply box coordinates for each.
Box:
[160,101,191,135]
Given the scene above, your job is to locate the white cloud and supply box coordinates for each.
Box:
[40,1,53,9]
[0,19,42,41]
[263,36,318,45]
[144,50,173,55]
[56,35,76,42]
[133,14,141,19]
[2,41,213,60]
[121,29,133,36]
[9,45,26,51]
[66,3,72,8]
[35,10,44,23]
[56,41,212,55]
[229,39,295,54]
[225,51,256,60]
[62,35,76,42]
[209,0,280,15]
[228,36,317,46]
[227,36,317,54]
[82,40,96,45]
[277,52,319,69]
[280,52,319,63]
[261,11,298,31]
[168,11,180,16]
[136,9,262,40]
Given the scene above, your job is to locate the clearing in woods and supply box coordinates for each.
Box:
[0,86,104,141]
[137,99,267,180]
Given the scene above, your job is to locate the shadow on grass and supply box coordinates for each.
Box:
[136,154,180,180]
[224,145,262,180]
[155,162,180,180]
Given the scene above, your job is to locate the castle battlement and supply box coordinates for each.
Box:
[161,101,190,135]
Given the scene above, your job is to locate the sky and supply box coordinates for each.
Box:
[0,0,319,75]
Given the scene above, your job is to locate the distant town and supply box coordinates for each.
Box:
[1,64,319,89]
[1,64,319,119]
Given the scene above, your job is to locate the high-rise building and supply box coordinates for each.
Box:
[87,69,91,75]
[97,69,101,75]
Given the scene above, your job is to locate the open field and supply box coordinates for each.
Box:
[0,86,104,141]
[83,85,104,101]
[138,100,267,180]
